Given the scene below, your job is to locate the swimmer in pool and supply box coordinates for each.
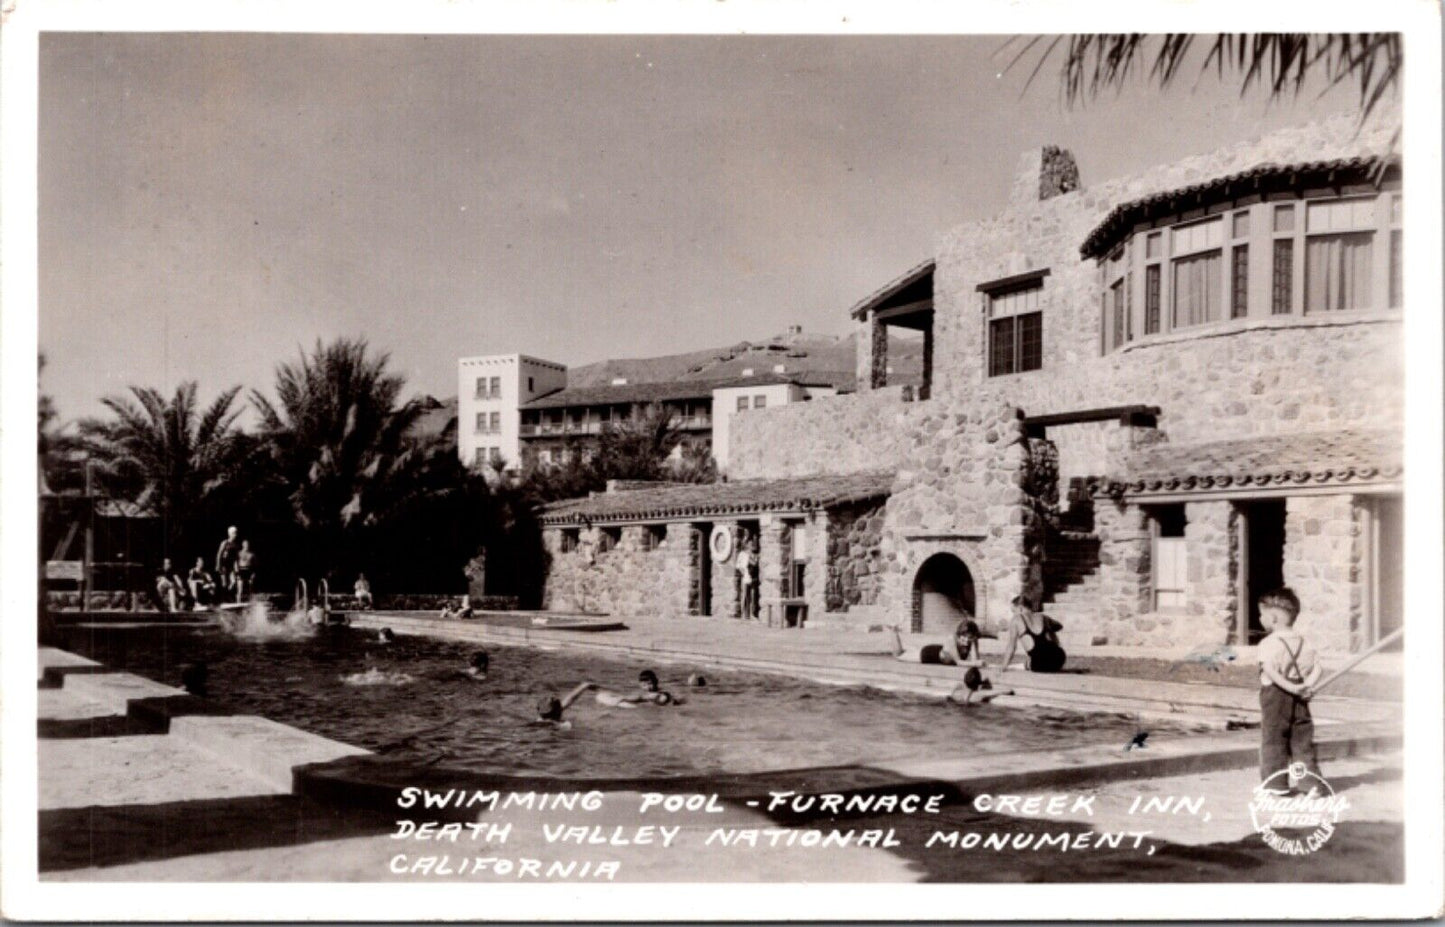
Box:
[946,666,1013,707]
[593,670,683,708]
[534,683,596,727]
[890,619,982,666]
[377,627,396,644]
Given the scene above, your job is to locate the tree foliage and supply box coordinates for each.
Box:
[76,380,247,553]
[1004,34,1401,124]
[250,338,446,577]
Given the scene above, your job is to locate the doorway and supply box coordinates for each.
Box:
[1238,500,1286,645]
[692,523,712,616]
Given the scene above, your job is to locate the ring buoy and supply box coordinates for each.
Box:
[709,525,734,562]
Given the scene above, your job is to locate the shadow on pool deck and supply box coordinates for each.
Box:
[39,794,396,872]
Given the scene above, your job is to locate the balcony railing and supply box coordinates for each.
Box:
[519,415,713,438]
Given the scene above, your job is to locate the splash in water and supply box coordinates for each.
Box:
[341,667,415,687]
[218,600,318,642]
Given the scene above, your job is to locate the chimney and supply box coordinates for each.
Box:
[1011,145,1081,208]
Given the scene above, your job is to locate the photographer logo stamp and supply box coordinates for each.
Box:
[1249,764,1350,856]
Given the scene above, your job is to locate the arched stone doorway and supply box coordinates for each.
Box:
[911,553,976,634]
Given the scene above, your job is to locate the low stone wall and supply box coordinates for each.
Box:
[728,387,920,480]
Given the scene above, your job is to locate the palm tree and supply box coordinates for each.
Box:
[591,402,687,482]
[76,381,246,552]
[1005,34,1400,124]
[250,338,439,577]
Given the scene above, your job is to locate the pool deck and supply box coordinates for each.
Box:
[345,610,1399,725]
[36,618,1406,883]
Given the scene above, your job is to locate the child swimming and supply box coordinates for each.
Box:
[946,667,1012,707]
[593,670,683,708]
[533,682,597,727]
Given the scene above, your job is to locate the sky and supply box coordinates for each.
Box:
[39,32,1369,423]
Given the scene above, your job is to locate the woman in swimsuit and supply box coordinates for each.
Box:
[998,595,1067,673]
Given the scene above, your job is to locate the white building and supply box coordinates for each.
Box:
[456,354,566,474]
[710,378,837,471]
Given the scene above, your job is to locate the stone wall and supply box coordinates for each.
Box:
[1282,494,1357,653]
[727,387,919,480]
[542,525,692,618]
[822,500,886,612]
[874,402,1035,631]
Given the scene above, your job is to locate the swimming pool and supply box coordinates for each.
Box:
[55,622,1207,779]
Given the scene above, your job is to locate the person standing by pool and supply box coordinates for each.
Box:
[735,536,758,619]
[215,526,241,598]
[234,539,257,601]
[997,594,1066,673]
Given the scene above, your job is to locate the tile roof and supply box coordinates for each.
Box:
[521,373,849,410]
[1080,155,1400,259]
[1085,430,1402,499]
[539,470,895,525]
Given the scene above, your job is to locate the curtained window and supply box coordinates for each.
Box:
[1305,232,1372,313]
[1171,250,1222,328]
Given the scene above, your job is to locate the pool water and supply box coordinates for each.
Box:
[57,624,1207,779]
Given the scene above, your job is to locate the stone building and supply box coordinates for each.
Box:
[542,114,1404,654]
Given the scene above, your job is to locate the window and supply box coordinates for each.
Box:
[539,449,552,466]
[474,377,487,398]
[1305,232,1372,313]
[1271,239,1294,314]
[561,529,579,553]
[987,281,1044,375]
[1144,264,1161,334]
[473,447,485,466]
[1110,279,1126,349]
[1231,245,1249,319]
[598,527,621,553]
[489,411,501,433]
[1172,250,1222,328]
[642,525,667,551]
[489,376,501,398]
[488,447,502,466]
[1170,218,1223,329]
[527,376,535,392]
[753,395,767,409]
[475,412,487,433]
[736,396,748,412]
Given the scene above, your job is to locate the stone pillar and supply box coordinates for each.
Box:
[869,315,889,390]
[710,525,740,619]
[802,512,830,620]
[759,520,788,619]
[1092,497,1152,644]
[1282,494,1355,654]
[1183,501,1235,646]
